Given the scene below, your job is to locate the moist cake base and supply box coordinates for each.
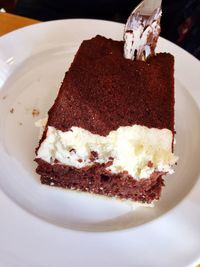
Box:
[35,158,165,203]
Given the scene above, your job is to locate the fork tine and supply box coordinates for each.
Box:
[124,0,162,61]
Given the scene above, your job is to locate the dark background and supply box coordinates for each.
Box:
[1,0,200,59]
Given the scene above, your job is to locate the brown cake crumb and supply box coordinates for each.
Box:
[89,151,99,161]
[10,108,14,114]
[148,161,154,168]
[32,108,40,117]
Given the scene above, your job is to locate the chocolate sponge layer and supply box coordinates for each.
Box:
[47,35,174,136]
[36,159,165,203]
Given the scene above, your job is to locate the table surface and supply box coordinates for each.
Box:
[0,12,38,36]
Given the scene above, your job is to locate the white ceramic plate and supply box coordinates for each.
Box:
[0,19,200,267]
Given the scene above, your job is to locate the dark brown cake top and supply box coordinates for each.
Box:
[47,35,174,136]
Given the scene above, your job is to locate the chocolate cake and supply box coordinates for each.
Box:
[35,35,177,204]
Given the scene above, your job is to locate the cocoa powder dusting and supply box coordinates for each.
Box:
[47,36,174,136]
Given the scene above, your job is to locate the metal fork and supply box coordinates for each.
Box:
[124,0,162,61]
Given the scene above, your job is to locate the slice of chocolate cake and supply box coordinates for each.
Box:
[35,35,177,204]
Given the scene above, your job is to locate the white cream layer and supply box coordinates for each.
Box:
[37,125,177,180]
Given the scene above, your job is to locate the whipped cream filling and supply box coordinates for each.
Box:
[37,125,178,180]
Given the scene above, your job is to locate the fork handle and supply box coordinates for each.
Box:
[142,0,162,14]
